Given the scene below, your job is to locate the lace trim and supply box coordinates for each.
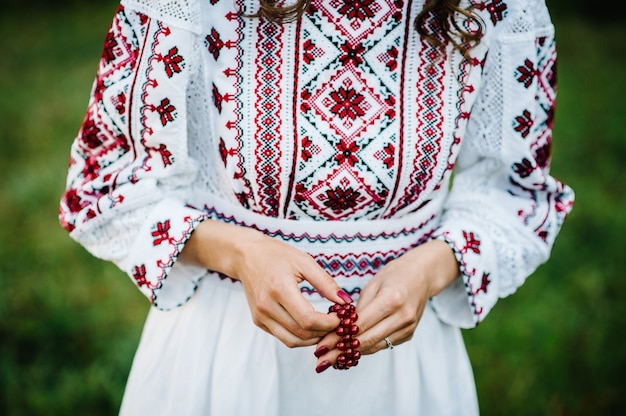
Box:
[121,0,201,33]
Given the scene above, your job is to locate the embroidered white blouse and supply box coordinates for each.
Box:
[60,0,573,328]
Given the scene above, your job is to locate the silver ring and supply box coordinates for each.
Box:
[384,336,394,350]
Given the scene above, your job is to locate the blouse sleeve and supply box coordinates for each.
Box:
[59,3,209,310]
[429,0,574,328]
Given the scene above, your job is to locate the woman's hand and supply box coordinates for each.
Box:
[180,220,351,348]
[313,240,459,370]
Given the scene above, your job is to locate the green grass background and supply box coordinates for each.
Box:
[1,2,624,414]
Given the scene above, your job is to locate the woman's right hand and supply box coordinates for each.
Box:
[180,219,349,347]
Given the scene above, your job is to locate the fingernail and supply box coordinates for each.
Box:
[315,360,331,373]
[337,289,354,304]
[314,345,329,358]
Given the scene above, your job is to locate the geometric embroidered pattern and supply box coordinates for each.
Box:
[254,21,285,217]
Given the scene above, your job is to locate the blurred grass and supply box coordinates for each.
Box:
[1,2,624,415]
[464,15,626,416]
[0,3,147,415]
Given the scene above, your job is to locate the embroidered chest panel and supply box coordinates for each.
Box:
[204,0,475,220]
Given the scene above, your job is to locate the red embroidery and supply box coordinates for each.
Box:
[324,186,362,213]
[516,58,536,88]
[155,98,177,126]
[339,42,365,67]
[157,144,174,167]
[334,140,360,166]
[337,0,377,21]
[133,264,149,287]
[513,109,533,138]
[205,28,224,60]
[462,231,481,254]
[151,220,172,245]
[475,272,491,294]
[302,39,318,64]
[329,87,367,120]
[477,0,508,25]
[254,20,285,216]
[158,47,185,77]
[102,30,119,63]
[512,158,535,178]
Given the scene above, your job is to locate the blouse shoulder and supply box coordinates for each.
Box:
[476,0,554,42]
[120,0,202,33]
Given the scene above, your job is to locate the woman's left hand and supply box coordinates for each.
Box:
[313,239,460,370]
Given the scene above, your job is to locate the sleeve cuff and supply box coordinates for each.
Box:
[430,220,499,328]
[121,198,210,310]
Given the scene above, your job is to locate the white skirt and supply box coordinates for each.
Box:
[119,275,478,415]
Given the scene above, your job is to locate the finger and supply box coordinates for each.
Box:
[277,289,340,333]
[353,289,395,335]
[353,278,381,309]
[298,255,353,305]
[351,293,409,353]
[244,280,334,341]
[260,288,338,339]
[261,316,323,348]
[357,319,415,354]
[314,347,343,373]
[313,331,342,358]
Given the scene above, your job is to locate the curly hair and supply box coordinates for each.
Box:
[253,0,483,58]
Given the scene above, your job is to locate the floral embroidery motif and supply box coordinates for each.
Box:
[132,264,152,288]
[379,45,399,72]
[513,109,533,138]
[337,0,377,21]
[212,83,225,113]
[329,87,367,120]
[155,98,177,126]
[475,272,491,294]
[515,58,536,88]
[512,158,534,178]
[113,92,127,114]
[323,186,363,213]
[375,142,395,168]
[478,0,508,25]
[205,28,224,60]
[462,231,481,254]
[339,42,365,67]
[157,47,185,77]
[301,136,319,162]
[334,140,360,166]
[302,39,322,64]
[102,31,119,63]
[151,220,172,245]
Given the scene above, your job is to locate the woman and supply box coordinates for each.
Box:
[60,0,574,414]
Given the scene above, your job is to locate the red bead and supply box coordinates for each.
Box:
[328,302,361,372]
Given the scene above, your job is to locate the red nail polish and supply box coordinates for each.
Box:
[337,289,354,304]
[314,345,329,358]
[316,360,331,373]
